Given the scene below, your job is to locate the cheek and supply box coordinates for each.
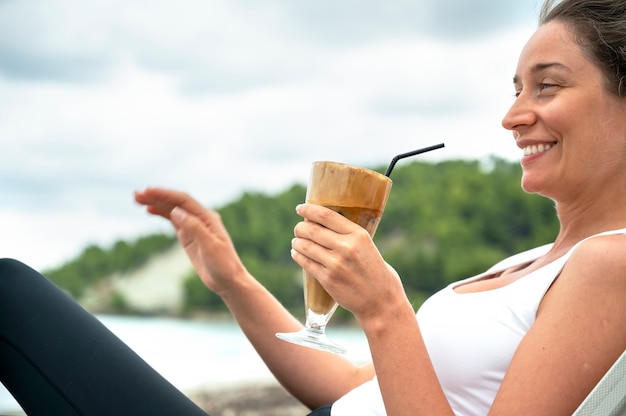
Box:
[540,108,571,138]
[547,103,601,146]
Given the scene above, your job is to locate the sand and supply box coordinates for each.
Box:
[187,381,311,416]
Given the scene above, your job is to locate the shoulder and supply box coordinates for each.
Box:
[563,233,626,286]
[577,231,626,254]
[536,234,626,335]
[540,233,626,316]
[495,233,626,414]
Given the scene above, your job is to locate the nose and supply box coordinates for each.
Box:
[501,94,536,132]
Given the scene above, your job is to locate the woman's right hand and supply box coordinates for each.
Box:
[134,187,249,296]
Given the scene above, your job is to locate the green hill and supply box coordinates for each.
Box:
[43,158,560,320]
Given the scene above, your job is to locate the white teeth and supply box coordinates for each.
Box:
[523,143,553,156]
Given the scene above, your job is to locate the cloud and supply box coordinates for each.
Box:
[0,0,539,86]
[0,0,540,270]
[254,0,539,43]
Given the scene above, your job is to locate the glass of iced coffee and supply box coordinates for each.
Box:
[276,161,392,354]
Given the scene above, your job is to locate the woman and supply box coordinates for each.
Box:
[2,0,625,414]
[135,0,626,413]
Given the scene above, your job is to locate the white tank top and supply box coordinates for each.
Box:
[331,228,626,416]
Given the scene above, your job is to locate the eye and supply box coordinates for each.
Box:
[538,82,558,93]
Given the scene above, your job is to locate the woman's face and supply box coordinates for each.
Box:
[502,21,626,202]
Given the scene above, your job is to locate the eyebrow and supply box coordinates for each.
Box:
[512,62,572,84]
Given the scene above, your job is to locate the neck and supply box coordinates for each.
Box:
[550,190,626,252]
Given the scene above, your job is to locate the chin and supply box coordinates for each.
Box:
[520,175,543,195]
[521,177,559,201]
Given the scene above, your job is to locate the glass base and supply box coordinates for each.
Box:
[276,328,347,354]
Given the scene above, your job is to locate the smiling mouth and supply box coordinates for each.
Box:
[523,143,555,156]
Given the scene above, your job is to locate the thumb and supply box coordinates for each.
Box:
[170,206,212,246]
[170,207,205,240]
[170,206,188,227]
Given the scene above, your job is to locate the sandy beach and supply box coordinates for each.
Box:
[187,381,311,416]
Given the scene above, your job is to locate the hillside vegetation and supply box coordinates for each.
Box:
[44,158,560,319]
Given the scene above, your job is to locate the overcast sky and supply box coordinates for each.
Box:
[0,0,543,270]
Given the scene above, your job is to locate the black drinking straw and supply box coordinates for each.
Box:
[384,143,445,177]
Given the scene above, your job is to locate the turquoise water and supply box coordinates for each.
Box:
[0,315,370,413]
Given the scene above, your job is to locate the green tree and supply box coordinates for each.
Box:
[46,158,561,318]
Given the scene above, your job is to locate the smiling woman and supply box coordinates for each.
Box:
[1,0,625,415]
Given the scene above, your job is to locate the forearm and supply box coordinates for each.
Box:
[133,189,372,407]
[218,271,370,409]
[359,298,454,416]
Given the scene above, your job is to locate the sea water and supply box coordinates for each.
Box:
[0,315,370,414]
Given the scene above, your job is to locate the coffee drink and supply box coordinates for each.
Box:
[303,162,392,316]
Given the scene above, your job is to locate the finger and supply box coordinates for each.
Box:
[135,187,209,219]
[134,187,199,213]
[295,203,356,235]
[173,206,234,248]
[294,216,358,253]
[293,213,369,254]
[290,240,328,280]
[291,235,323,264]
[170,206,210,245]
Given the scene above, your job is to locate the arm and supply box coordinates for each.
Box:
[134,188,373,409]
[291,203,454,415]
[489,234,626,414]
[291,204,626,415]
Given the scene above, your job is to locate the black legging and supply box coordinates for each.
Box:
[0,258,209,415]
[0,258,333,416]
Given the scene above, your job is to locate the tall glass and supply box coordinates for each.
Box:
[276,161,392,354]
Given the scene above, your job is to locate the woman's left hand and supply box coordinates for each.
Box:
[290,203,405,323]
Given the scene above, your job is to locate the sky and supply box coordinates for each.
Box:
[0,0,543,271]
